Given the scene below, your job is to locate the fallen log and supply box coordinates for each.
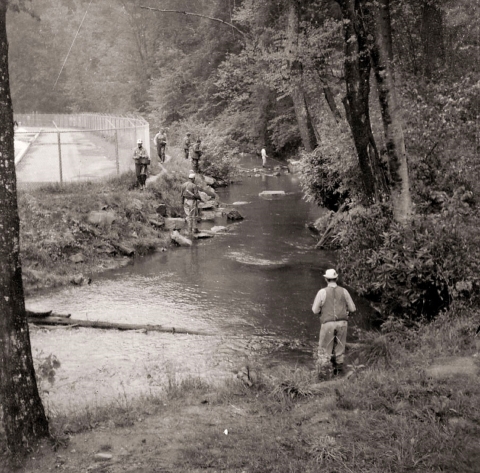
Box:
[26,310,71,319]
[28,316,213,336]
[315,202,348,249]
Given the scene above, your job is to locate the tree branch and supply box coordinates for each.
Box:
[138,6,248,38]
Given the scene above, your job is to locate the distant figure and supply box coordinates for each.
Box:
[13,120,18,129]
[192,138,202,173]
[312,269,356,379]
[153,128,167,163]
[181,172,201,234]
[133,139,150,189]
[261,148,268,168]
[183,132,192,160]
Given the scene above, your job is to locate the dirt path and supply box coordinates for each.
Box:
[14,390,334,473]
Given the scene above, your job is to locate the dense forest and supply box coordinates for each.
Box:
[8,0,480,323]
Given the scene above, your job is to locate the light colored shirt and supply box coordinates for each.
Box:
[312,282,356,314]
[154,133,167,145]
[261,148,267,159]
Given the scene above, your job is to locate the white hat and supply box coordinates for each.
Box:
[189,172,196,179]
[137,139,143,144]
[323,269,338,279]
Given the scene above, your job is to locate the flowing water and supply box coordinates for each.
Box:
[28,156,372,412]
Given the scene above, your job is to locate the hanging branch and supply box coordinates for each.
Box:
[138,6,248,39]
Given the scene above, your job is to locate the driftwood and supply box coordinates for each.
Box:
[315,202,348,249]
[28,315,214,336]
[26,309,71,319]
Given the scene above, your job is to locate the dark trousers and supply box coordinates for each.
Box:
[157,144,166,163]
[135,163,148,187]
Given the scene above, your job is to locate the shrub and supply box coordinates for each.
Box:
[334,203,480,322]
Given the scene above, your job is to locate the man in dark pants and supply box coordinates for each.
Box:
[312,269,356,379]
[192,138,202,173]
[183,132,192,160]
[132,139,150,189]
[153,129,167,163]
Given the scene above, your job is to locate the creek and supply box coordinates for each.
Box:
[27,155,373,412]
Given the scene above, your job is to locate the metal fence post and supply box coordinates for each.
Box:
[57,132,63,185]
[115,130,120,175]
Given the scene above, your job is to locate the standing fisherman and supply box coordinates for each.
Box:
[181,172,201,234]
[312,269,356,379]
[192,138,202,173]
[133,139,150,189]
[261,147,268,168]
[153,128,167,163]
[183,132,192,160]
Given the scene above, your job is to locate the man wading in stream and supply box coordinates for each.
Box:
[181,172,201,234]
[312,269,356,379]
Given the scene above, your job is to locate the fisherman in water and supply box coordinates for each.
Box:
[181,172,201,234]
[312,269,356,379]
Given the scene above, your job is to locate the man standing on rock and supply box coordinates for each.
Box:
[261,147,268,168]
[183,132,192,160]
[312,269,356,379]
[133,139,150,189]
[181,172,201,234]
[192,138,202,173]
[153,128,167,163]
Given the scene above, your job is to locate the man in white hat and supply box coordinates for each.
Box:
[181,171,201,234]
[312,269,356,379]
[132,138,150,189]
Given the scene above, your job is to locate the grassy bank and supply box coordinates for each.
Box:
[18,153,201,295]
[2,310,478,472]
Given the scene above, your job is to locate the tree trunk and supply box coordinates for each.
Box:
[337,0,389,203]
[0,2,49,455]
[421,1,445,78]
[370,0,412,223]
[286,1,318,152]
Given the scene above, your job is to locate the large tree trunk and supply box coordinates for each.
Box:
[337,0,389,203]
[0,2,50,455]
[286,1,318,152]
[421,1,445,78]
[370,0,412,223]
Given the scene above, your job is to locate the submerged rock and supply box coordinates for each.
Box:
[194,233,214,239]
[232,201,249,206]
[259,190,286,200]
[226,209,244,221]
[210,226,227,233]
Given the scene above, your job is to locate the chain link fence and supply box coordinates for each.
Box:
[14,113,150,184]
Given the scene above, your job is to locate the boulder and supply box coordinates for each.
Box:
[232,202,249,206]
[199,191,212,202]
[94,453,113,462]
[164,218,186,230]
[200,186,217,199]
[259,190,286,200]
[87,211,116,227]
[198,201,215,210]
[226,209,244,221]
[203,176,216,186]
[156,203,167,217]
[126,199,143,211]
[287,159,302,174]
[69,253,85,263]
[200,211,216,221]
[171,230,192,247]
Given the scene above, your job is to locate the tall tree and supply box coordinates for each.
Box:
[336,0,389,203]
[0,0,49,455]
[286,1,318,152]
[370,0,412,222]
